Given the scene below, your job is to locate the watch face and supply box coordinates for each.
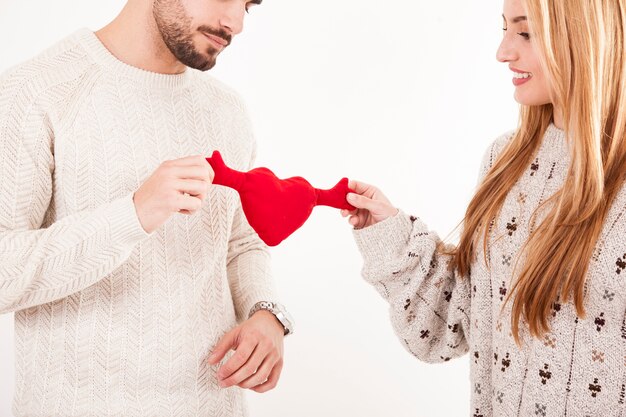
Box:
[275,311,294,335]
[281,310,294,325]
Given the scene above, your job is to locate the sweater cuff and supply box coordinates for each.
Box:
[106,193,152,246]
[353,210,421,262]
[242,290,281,319]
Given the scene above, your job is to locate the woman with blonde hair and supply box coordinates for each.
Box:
[343,0,626,415]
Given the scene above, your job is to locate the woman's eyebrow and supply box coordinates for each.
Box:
[502,14,528,23]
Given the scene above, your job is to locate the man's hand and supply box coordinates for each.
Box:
[133,155,214,234]
[208,311,285,393]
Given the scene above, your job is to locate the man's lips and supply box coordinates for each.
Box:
[202,32,229,48]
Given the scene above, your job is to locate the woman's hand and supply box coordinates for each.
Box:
[342,180,399,228]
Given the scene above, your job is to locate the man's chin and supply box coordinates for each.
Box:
[197,58,217,72]
[193,51,220,71]
[177,55,217,72]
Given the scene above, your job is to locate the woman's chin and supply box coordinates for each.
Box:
[513,91,552,108]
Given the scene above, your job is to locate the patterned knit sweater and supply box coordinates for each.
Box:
[353,124,626,417]
[0,28,278,417]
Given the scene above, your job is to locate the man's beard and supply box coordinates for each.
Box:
[153,0,231,71]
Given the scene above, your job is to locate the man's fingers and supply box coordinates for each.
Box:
[166,155,210,167]
[170,165,214,182]
[177,193,203,213]
[237,354,277,389]
[208,328,238,365]
[251,360,283,393]
[216,339,257,381]
[176,179,209,198]
[219,344,265,388]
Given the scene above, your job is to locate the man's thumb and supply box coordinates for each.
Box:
[208,328,237,365]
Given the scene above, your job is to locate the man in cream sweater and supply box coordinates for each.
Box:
[0,0,293,415]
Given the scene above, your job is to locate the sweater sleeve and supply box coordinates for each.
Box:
[352,132,514,363]
[225,131,278,323]
[353,212,471,363]
[0,70,151,314]
[226,204,277,323]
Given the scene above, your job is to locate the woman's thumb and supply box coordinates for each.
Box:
[347,193,374,211]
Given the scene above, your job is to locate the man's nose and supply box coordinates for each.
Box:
[219,2,246,35]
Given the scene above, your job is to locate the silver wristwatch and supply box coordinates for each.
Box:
[248,301,294,336]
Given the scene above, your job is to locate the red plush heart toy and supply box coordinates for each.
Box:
[206,151,355,246]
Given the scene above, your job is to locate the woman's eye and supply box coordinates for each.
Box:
[517,32,531,40]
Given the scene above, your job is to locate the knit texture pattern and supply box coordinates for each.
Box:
[353,124,626,417]
[0,28,278,417]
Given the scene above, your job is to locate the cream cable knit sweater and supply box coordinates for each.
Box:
[0,28,278,417]
[353,124,625,417]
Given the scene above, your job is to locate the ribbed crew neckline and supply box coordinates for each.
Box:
[75,27,196,90]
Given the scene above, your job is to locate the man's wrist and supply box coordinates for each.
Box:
[248,301,294,336]
[251,310,284,334]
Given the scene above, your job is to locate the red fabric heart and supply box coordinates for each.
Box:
[206,151,355,246]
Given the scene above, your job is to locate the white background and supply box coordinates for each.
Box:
[0,0,519,416]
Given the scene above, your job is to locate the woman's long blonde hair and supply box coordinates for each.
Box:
[453,0,626,342]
